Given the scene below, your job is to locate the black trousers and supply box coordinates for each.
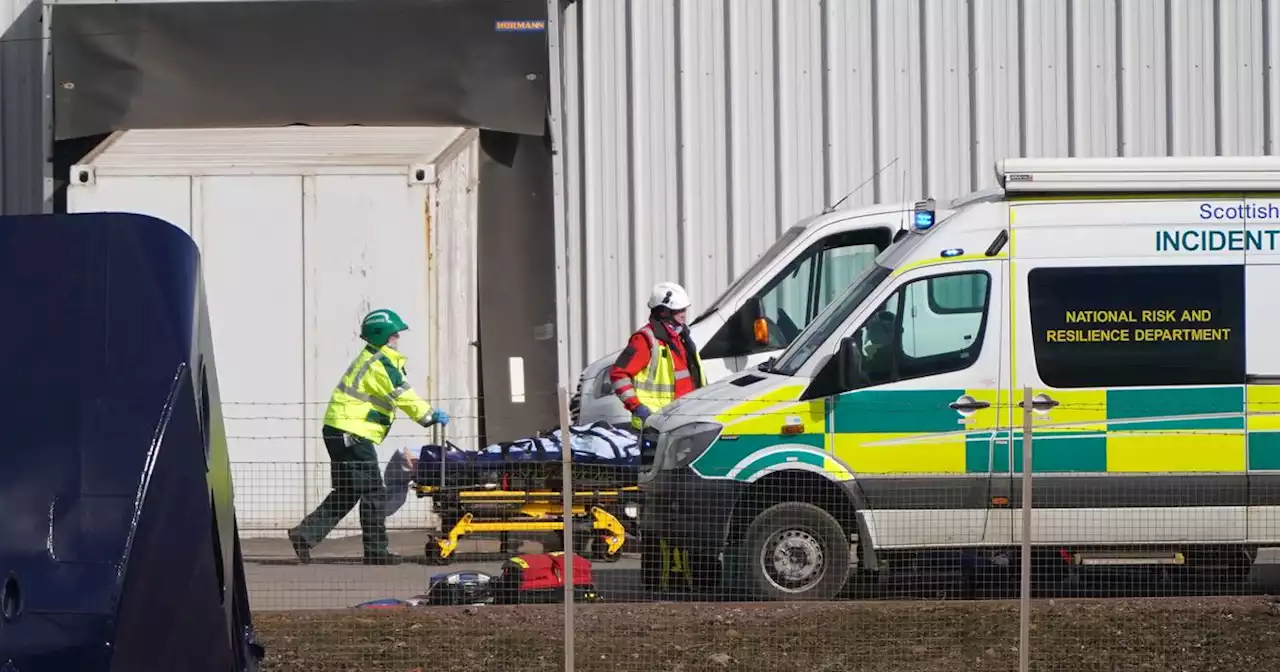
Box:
[293,425,389,555]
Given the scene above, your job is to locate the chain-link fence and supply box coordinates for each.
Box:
[235,387,1280,671]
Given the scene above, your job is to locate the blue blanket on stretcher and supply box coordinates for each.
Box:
[423,422,640,465]
[412,422,641,490]
[379,422,641,517]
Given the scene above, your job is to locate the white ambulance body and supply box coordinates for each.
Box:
[637,156,1280,601]
[572,204,924,426]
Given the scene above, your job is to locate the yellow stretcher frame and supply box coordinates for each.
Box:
[415,485,640,565]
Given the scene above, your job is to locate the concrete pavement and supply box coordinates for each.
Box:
[243,530,1280,611]
[243,529,644,610]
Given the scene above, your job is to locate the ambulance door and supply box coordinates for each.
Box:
[827,258,1007,549]
[1244,200,1280,545]
[1009,198,1247,551]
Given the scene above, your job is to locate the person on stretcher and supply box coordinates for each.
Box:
[375,423,642,519]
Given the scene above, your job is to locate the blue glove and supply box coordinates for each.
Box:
[633,405,652,422]
[430,409,450,426]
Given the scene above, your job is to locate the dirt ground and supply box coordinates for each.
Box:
[253,597,1280,672]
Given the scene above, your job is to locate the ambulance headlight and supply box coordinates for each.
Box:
[659,422,722,470]
[912,198,936,232]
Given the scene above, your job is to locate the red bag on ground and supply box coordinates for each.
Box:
[492,552,599,603]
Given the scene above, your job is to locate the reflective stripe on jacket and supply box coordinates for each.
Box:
[323,343,434,444]
[615,323,706,430]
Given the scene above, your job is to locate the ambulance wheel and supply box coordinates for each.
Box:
[739,502,851,601]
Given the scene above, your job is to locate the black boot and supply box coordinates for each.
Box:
[287,528,312,564]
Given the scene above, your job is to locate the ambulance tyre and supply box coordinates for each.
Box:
[740,502,851,602]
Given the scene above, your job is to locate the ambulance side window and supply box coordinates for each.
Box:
[846,270,992,390]
[928,273,987,314]
[702,228,890,359]
[1027,265,1245,388]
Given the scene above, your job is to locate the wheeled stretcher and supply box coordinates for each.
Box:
[411,422,642,564]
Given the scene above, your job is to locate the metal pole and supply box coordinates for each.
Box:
[545,0,574,389]
[437,422,446,498]
[1019,385,1034,672]
[557,384,575,672]
[432,421,446,545]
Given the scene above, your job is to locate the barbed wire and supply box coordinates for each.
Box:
[222,430,1266,440]
[221,392,564,405]
[218,397,1280,409]
[216,399,1276,409]
[216,400,1280,421]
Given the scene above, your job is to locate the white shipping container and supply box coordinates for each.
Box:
[67,126,482,537]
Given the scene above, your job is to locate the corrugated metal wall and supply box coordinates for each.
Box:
[558,0,1280,375]
[0,0,47,214]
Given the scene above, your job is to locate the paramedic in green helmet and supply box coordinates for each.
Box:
[288,308,450,566]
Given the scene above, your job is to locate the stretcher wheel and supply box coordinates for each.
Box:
[594,536,622,563]
[424,538,454,566]
[579,534,621,563]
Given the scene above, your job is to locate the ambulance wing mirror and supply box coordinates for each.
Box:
[836,336,863,391]
[736,297,769,347]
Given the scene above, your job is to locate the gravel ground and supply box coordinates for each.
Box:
[252,597,1280,672]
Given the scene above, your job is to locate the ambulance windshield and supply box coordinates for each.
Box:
[769,227,927,377]
[770,262,892,376]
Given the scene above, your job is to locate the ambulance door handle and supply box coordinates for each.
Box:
[1018,393,1060,412]
[949,395,990,413]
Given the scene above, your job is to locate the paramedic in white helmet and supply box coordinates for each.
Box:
[608,281,708,431]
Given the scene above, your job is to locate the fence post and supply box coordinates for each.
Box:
[1019,385,1034,672]
[557,384,575,672]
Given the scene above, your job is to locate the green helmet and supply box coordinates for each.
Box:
[360,309,409,346]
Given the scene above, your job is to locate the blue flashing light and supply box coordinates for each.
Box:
[940,248,963,258]
[912,198,937,232]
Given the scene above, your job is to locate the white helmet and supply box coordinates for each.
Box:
[647,281,691,311]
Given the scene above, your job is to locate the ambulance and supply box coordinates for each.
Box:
[571,203,909,427]
[637,156,1280,601]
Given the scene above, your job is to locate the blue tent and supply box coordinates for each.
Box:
[0,213,263,671]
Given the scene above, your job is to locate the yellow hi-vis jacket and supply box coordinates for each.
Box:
[323,343,434,444]
[627,324,707,430]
